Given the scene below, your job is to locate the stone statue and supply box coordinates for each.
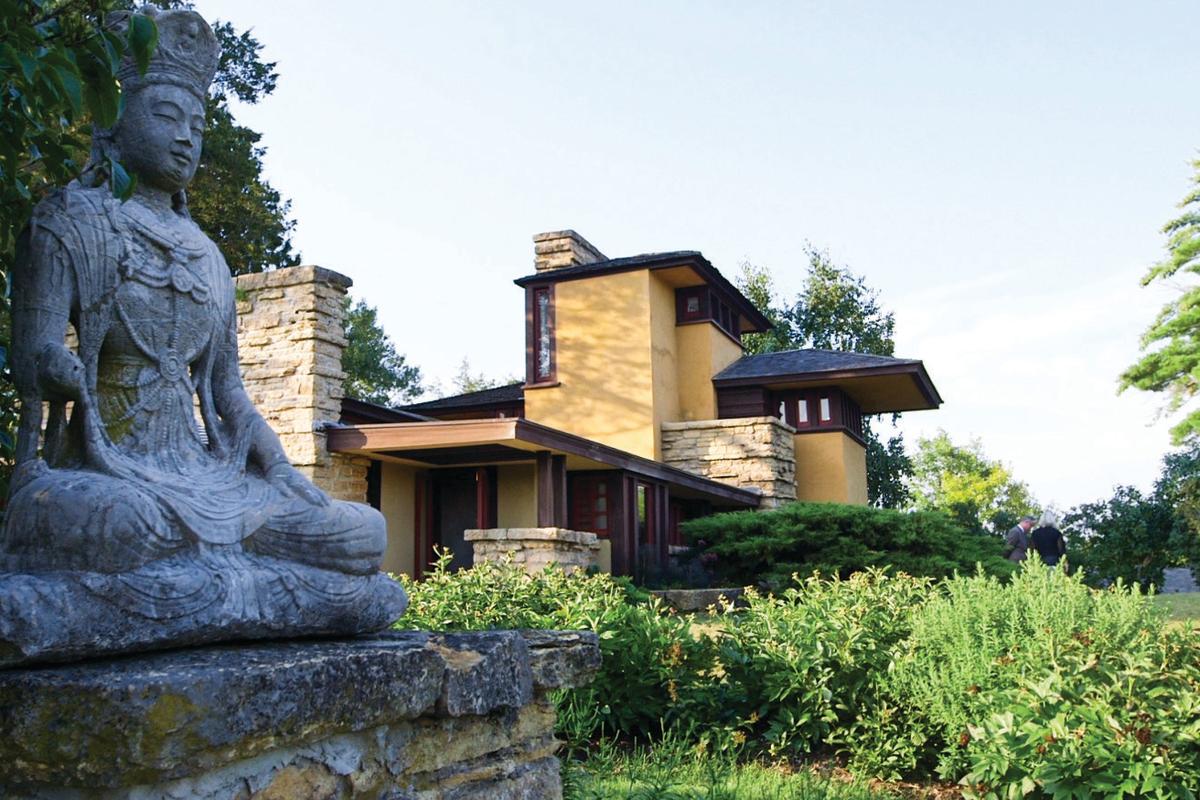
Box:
[0,7,407,665]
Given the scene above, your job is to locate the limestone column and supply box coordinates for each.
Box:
[235,265,369,501]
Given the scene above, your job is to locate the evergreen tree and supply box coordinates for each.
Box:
[1121,156,1200,444]
[342,298,422,406]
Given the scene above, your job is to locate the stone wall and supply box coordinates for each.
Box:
[661,417,796,507]
[235,266,367,502]
[0,630,601,799]
[467,528,600,574]
[532,230,606,271]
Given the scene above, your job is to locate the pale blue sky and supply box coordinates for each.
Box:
[199,0,1200,509]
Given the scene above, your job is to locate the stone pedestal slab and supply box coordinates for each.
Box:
[0,630,600,799]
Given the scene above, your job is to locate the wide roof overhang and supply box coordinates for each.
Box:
[326,417,761,507]
[714,362,942,414]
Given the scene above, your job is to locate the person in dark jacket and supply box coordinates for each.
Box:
[1005,516,1036,562]
[1029,511,1066,567]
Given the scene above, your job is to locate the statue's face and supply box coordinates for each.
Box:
[112,83,204,194]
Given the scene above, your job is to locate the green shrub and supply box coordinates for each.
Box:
[398,552,1200,797]
[395,553,717,742]
[708,569,934,758]
[681,501,1012,588]
[961,629,1200,799]
[859,561,1191,786]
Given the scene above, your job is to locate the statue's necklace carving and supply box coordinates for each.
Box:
[111,203,211,391]
[117,203,211,304]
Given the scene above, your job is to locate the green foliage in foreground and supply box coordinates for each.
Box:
[399,557,1200,799]
[868,564,1186,783]
[396,554,715,742]
[680,501,1012,588]
[564,735,898,800]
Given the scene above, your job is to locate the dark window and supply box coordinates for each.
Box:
[675,286,740,339]
[747,388,861,441]
[569,475,613,538]
[527,285,555,383]
[676,286,708,322]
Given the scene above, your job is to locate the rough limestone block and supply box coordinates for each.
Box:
[0,630,600,799]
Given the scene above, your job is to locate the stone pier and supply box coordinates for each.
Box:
[0,630,600,799]
[661,417,797,507]
[235,265,368,502]
[467,528,601,574]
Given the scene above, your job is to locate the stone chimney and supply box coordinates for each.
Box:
[235,265,370,502]
[533,230,606,271]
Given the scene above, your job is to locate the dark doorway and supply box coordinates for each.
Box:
[432,470,478,571]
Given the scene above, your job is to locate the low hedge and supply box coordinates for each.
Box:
[680,501,1012,588]
[397,556,1200,798]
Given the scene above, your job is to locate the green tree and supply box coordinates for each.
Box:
[788,247,895,355]
[1063,444,1200,588]
[910,430,1039,535]
[1064,486,1176,589]
[449,358,517,395]
[1120,156,1200,445]
[1,1,156,500]
[341,297,421,406]
[737,249,911,507]
[736,262,793,355]
[1154,441,1200,568]
[866,425,913,509]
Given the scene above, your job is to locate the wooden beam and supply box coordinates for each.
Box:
[552,454,568,527]
[326,419,519,452]
[536,451,555,527]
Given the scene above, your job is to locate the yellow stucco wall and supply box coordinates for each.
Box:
[842,434,869,505]
[675,323,744,420]
[596,539,612,573]
[497,464,537,528]
[649,274,680,459]
[793,431,869,505]
[379,462,416,576]
[523,270,658,459]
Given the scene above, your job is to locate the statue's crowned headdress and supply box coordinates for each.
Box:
[114,6,220,102]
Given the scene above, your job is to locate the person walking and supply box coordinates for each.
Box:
[1030,511,1067,568]
[1005,515,1036,562]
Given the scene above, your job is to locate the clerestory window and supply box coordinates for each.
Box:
[527,285,556,384]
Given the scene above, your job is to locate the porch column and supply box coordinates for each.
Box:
[536,451,567,527]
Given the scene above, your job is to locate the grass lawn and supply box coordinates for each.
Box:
[1154,592,1200,627]
[563,739,909,800]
